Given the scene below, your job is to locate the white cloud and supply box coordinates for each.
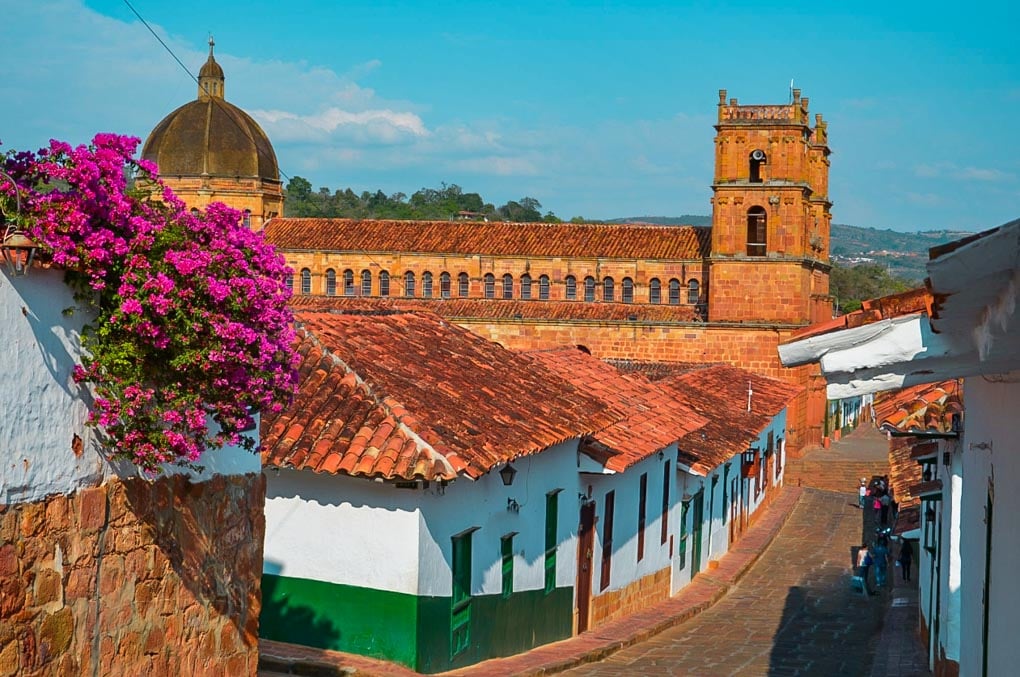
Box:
[914,162,1013,183]
[957,167,1011,182]
[253,107,430,145]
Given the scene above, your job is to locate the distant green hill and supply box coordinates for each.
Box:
[610,216,972,283]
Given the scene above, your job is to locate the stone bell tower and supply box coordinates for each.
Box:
[707,88,832,325]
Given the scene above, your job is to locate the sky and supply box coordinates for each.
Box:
[2,0,1018,232]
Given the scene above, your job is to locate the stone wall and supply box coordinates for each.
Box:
[588,566,671,629]
[0,472,265,677]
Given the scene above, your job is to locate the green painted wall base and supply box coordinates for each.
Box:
[261,574,573,673]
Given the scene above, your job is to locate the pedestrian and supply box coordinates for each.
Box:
[873,536,890,587]
[856,543,874,595]
[898,540,914,582]
[858,478,867,508]
[880,492,891,525]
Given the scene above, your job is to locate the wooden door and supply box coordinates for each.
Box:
[576,501,596,633]
[691,491,704,576]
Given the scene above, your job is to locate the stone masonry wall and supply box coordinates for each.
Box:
[589,566,671,629]
[0,472,265,677]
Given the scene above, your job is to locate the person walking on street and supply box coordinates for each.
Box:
[880,493,891,525]
[856,544,874,595]
[858,478,867,508]
[873,536,890,587]
[898,540,914,582]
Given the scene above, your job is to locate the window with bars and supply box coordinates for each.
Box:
[688,279,700,305]
[603,277,615,302]
[484,273,495,298]
[422,271,434,298]
[379,270,390,297]
[668,278,681,305]
[502,274,513,299]
[404,271,416,297]
[361,270,372,296]
[584,276,596,302]
[458,272,470,297]
[622,277,634,303]
[325,269,337,296]
[539,275,550,300]
[440,272,451,299]
[678,500,689,570]
[520,274,532,300]
[300,268,312,295]
[565,275,577,300]
[649,278,661,304]
[343,269,354,296]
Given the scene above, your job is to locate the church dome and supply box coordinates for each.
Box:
[142,39,279,182]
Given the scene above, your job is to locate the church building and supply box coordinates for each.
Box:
[140,46,833,451]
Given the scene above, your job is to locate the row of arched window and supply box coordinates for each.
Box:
[293,268,702,305]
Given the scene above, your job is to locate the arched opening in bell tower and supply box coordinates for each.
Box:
[749,149,767,183]
[746,207,767,256]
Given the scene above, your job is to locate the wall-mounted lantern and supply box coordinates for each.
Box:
[0,171,37,277]
[498,462,517,487]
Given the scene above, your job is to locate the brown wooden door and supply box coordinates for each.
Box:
[576,502,596,633]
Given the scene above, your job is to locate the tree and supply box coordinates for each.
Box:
[830,263,916,314]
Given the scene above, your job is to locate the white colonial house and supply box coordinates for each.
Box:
[259,306,801,672]
[779,217,1020,677]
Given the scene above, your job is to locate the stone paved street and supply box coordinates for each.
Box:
[563,489,886,676]
[563,425,928,677]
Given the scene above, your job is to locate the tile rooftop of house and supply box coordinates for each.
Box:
[261,309,618,482]
[658,365,804,475]
[265,218,711,259]
[873,380,962,536]
[288,296,700,322]
[527,346,708,472]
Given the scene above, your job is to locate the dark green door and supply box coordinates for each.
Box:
[691,490,704,576]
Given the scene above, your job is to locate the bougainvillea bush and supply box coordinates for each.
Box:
[1,134,298,473]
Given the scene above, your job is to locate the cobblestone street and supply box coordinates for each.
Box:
[563,489,885,676]
[563,425,926,677]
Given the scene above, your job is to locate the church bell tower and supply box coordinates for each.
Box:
[707,89,832,325]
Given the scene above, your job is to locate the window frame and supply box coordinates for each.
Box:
[361,269,372,297]
[325,269,337,297]
[379,270,390,297]
[502,273,514,300]
[458,272,470,298]
[440,272,451,299]
[342,269,354,297]
[544,491,559,594]
[687,279,700,305]
[539,275,550,300]
[584,276,596,302]
[668,278,681,305]
[404,271,416,297]
[622,277,634,304]
[649,278,661,304]
[603,277,615,302]
[565,275,577,300]
[600,490,615,591]
[520,273,532,300]
[300,268,312,295]
[422,271,434,298]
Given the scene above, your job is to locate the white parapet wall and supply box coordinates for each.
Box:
[0,269,107,502]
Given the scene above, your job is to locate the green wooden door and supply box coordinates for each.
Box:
[691,490,704,576]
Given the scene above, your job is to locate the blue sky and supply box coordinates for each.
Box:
[2,0,1018,231]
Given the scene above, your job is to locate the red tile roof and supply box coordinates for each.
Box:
[887,435,923,534]
[657,365,804,475]
[288,296,700,323]
[265,218,711,260]
[786,287,934,342]
[873,380,963,435]
[527,347,708,472]
[261,310,617,481]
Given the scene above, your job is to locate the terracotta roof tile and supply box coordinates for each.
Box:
[527,347,708,472]
[266,218,711,260]
[787,287,934,342]
[873,380,963,435]
[261,309,617,481]
[657,365,804,475]
[288,296,700,323]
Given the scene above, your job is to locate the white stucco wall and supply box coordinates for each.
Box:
[958,376,1020,677]
[0,270,107,502]
[417,440,583,598]
[263,468,423,593]
[588,445,677,596]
